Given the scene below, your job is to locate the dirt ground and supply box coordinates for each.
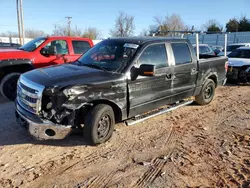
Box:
[0,83,249,188]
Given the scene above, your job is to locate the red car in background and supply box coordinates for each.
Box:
[0,36,94,101]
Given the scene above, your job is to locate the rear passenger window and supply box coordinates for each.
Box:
[171,43,192,65]
[138,44,168,69]
[72,41,91,54]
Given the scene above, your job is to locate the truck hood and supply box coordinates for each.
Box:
[0,49,32,60]
[22,64,123,88]
[228,58,250,67]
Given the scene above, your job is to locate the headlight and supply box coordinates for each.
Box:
[63,85,88,97]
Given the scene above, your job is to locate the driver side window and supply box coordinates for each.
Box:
[44,40,69,55]
[138,43,168,69]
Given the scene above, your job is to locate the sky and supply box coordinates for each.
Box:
[0,0,250,38]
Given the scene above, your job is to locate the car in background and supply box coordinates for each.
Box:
[193,44,216,56]
[218,43,250,56]
[211,45,223,55]
[0,42,21,49]
[0,36,94,101]
[227,47,250,82]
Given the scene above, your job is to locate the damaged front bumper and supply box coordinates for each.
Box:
[226,66,238,80]
[16,104,72,140]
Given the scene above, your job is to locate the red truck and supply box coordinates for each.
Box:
[0,36,94,101]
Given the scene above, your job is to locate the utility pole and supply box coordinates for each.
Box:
[65,16,72,36]
[16,0,22,44]
[20,0,25,44]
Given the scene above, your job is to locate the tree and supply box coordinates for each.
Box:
[110,12,135,37]
[25,28,47,38]
[139,28,149,36]
[52,24,68,36]
[238,16,250,31]
[151,14,187,36]
[52,24,83,36]
[203,19,222,33]
[226,18,239,32]
[82,27,102,39]
[0,31,19,37]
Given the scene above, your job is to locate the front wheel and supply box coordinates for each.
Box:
[238,68,247,83]
[84,104,115,145]
[0,73,21,101]
[195,79,215,105]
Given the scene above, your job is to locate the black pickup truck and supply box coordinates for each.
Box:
[15,37,228,145]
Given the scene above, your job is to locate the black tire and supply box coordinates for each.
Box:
[0,72,21,101]
[195,79,215,105]
[84,104,115,145]
[238,68,247,83]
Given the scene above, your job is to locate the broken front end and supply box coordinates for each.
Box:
[15,75,89,140]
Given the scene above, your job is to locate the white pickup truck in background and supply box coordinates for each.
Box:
[227,47,250,82]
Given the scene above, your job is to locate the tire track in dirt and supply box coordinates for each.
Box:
[28,138,137,187]
[69,140,138,187]
[132,124,179,187]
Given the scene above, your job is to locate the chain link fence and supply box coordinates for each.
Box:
[185,32,250,46]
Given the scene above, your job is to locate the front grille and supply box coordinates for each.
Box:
[17,75,44,114]
[19,82,37,94]
[25,95,37,103]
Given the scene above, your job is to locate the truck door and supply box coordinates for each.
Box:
[34,39,71,68]
[170,42,198,102]
[128,43,173,117]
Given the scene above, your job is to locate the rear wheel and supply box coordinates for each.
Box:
[0,72,21,101]
[84,104,115,145]
[195,79,215,105]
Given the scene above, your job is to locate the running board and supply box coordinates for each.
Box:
[125,100,193,126]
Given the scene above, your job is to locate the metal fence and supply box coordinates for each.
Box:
[0,36,32,44]
[185,31,250,46]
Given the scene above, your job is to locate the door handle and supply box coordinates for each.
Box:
[191,68,198,75]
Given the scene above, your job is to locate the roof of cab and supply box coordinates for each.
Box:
[237,47,250,50]
[35,36,92,41]
[105,37,188,45]
[46,36,91,40]
[228,43,250,46]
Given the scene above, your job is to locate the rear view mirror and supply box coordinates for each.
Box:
[137,64,155,76]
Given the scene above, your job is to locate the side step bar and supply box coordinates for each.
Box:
[125,100,193,126]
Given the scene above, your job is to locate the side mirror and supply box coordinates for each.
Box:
[137,64,155,76]
[40,46,57,56]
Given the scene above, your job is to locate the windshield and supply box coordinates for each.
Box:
[211,46,222,51]
[76,41,138,73]
[19,37,46,52]
[228,49,250,58]
[194,46,212,54]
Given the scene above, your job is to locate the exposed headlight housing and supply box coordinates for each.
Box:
[63,85,88,97]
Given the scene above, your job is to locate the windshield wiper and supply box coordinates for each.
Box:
[80,62,108,72]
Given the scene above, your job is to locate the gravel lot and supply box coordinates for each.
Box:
[0,84,250,188]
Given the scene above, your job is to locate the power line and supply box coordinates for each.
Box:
[65,16,72,36]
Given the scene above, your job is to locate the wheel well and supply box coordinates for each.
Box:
[241,65,250,70]
[0,64,33,81]
[208,75,218,87]
[90,100,123,123]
